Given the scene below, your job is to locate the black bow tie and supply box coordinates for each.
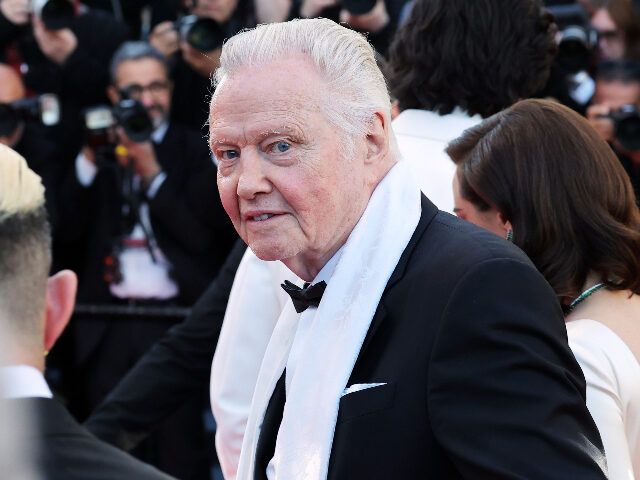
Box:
[281,280,327,313]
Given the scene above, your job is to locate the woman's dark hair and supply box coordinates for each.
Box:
[447,99,640,301]
[385,0,557,118]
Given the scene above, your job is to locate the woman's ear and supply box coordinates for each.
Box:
[498,212,513,236]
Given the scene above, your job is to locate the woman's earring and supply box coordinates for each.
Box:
[506,229,513,242]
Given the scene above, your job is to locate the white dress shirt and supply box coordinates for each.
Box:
[0,365,52,399]
[393,108,482,213]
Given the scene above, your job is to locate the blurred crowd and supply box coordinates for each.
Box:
[1,0,640,479]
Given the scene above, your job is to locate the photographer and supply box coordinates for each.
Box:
[0,0,129,154]
[149,0,290,133]
[291,0,409,56]
[57,41,236,478]
[586,59,640,199]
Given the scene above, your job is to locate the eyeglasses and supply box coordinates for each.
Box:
[119,81,170,100]
[598,29,621,41]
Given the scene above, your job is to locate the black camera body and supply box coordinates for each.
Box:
[84,99,153,159]
[548,4,598,73]
[0,94,60,137]
[340,0,378,15]
[175,15,226,52]
[32,0,76,30]
[609,105,640,152]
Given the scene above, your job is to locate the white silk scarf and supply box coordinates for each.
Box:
[236,159,422,480]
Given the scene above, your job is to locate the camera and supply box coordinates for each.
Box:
[548,4,598,73]
[340,0,377,15]
[175,15,225,52]
[32,0,76,31]
[84,99,153,155]
[607,105,640,152]
[0,94,60,137]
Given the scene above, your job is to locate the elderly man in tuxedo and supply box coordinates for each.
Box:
[0,144,174,480]
[209,18,607,479]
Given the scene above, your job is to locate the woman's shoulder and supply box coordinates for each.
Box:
[566,318,640,400]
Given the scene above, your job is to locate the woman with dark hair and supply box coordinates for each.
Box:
[447,98,640,479]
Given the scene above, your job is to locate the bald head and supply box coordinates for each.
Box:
[0,145,50,357]
[0,65,25,104]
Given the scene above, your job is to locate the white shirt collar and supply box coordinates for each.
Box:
[152,120,169,144]
[0,365,52,399]
[312,246,343,285]
[392,107,482,142]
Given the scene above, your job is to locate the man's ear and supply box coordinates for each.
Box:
[44,270,77,352]
[365,112,389,165]
[106,85,120,105]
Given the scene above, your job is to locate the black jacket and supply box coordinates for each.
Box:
[59,121,236,306]
[5,397,175,480]
[255,196,607,479]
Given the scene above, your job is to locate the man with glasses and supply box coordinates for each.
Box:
[58,41,236,478]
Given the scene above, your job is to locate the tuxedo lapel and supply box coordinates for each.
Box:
[254,369,287,480]
[357,195,438,361]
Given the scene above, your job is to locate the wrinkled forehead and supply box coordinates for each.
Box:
[209,56,329,132]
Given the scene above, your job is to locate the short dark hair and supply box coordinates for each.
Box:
[447,99,640,301]
[109,41,169,85]
[385,0,557,118]
[0,146,50,340]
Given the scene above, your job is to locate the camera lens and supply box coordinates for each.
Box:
[557,27,592,73]
[40,0,75,30]
[113,99,154,143]
[185,17,225,52]
[616,110,640,151]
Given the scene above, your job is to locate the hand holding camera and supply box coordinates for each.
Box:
[339,0,388,33]
[83,99,160,181]
[32,14,77,65]
[587,102,640,152]
[150,20,180,58]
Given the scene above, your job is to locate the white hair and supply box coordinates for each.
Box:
[213,18,398,158]
[0,144,45,222]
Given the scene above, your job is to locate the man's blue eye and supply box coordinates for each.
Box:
[223,150,239,160]
[275,141,290,153]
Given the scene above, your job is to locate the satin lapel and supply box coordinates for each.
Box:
[357,195,438,361]
[254,369,287,479]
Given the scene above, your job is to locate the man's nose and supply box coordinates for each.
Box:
[236,149,272,199]
[140,90,155,107]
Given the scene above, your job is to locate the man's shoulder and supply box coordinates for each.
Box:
[24,398,175,480]
[413,206,533,273]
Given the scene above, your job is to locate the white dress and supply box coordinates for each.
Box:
[567,319,640,479]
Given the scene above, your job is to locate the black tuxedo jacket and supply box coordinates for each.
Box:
[6,397,174,480]
[256,196,607,479]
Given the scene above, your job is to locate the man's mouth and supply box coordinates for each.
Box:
[252,213,276,221]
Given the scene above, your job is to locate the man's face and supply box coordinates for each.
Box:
[592,8,625,61]
[111,58,172,127]
[593,79,640,110]
[210,55,371,279]
[0,67,26,146]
